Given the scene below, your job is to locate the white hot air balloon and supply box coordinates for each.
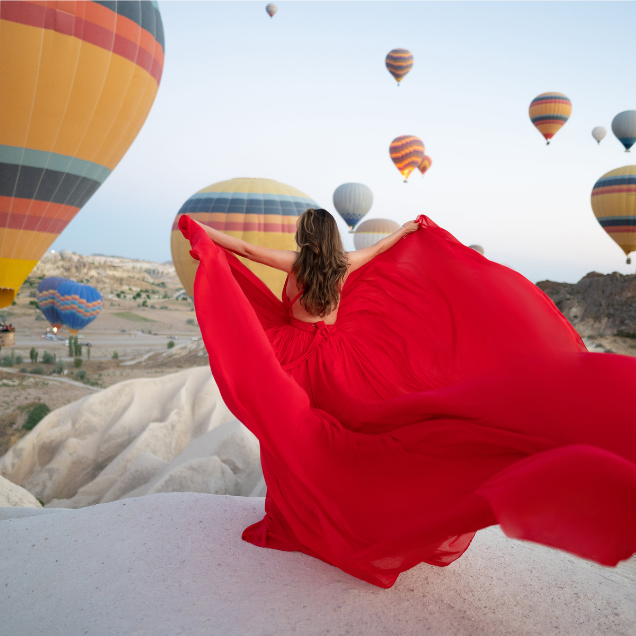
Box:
[611,111,636,152]
[333,183,374,229]
[266,3,277,18]
[592,126,607,144]
[469,245,485,255]
[353,219,401,250]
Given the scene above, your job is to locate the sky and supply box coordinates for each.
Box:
[50,0,636,284]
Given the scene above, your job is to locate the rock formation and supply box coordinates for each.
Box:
[0,475,41,508]
[0,493,634,636]
[0,367,263,508]
[537,271,636,337]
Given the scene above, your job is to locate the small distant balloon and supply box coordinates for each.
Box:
[418,155,432,177]
[353,219,401,250]
[390,136,425,182]
[469,245,485,255]
[56,281,103,335]
[591,165,636,263]
[266,3,277,18]
[333,183,373,229]
[611,111,636,152]
[592,127,607,144]
[528,92,572,145]
[385,49,414,86]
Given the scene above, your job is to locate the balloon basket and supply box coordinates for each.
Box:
[627,257,632,265]
[0,332,15,347]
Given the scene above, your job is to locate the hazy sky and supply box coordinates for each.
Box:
[50,1,636,283]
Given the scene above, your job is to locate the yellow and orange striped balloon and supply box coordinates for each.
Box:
[390,136,425,182]
[0,1,165,307]
[528,92,572,145]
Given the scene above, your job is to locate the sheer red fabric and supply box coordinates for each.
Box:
[179,214,636,589]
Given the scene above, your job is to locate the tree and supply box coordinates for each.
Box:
[87,344,91,360]
[68,337,73,358]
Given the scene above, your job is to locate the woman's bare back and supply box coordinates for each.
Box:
[285,271,341,325]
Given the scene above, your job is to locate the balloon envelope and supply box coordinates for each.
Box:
[266,4,277,17]
[385,49,413,85]
[418,155,432,176]
[390,136,425,181]
[528,93,571,144]
[353,219,400,250]
[333,183,373,229]
[0,1,165,308]
[611,111,636,152]
[171,178,318,296]
[36,276,66,329]
[592,126,607,144]
[469,245,485,255]
[591,166,636,260]
[56,281,103,334]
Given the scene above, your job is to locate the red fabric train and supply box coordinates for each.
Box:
[179,214,636,589]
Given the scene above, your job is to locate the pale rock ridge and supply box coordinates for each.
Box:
[0,367,263,507]
[0,475,42,508]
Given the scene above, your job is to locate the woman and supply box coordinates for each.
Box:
[181,208,636,589]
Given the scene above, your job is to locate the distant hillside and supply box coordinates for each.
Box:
[537,272,636,338]
[28,251,183,298]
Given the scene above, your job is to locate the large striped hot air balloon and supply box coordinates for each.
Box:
[385,49,413,86]
[0,1,165,308]
[591,166,636,263]
[56,281,103,334]
[390,136,425,182]
[418,155,432,177]
[353,219,401,250]
[171,178,318,296]
[333,183,373,229]
[611,111,636,152]
[36,276,67,330]
[528,92,572,145]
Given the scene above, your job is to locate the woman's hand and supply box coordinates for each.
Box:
[402,220,420,234]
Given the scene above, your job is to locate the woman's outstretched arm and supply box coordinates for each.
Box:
[192,220,298,272]
[347,220,420,273]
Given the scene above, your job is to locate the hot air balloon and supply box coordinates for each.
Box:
[591,166,636,263]
[385,49,413,86]
[390,136,425,182]
[611,111,636,152]
[56,281,103,334]
[528,92,572,144]
[36,276,67,330]
[592,127,607,145]
[333,183,373,229]
[171,178,318,296]
[418,155,432,177]
[0,1,165,309]
[266,3,277,18]
[353,219,401,250]
[469,245,485,255]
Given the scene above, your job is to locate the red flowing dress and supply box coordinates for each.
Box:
[179,214,636,589]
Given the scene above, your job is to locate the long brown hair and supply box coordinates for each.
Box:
[292,208,348,317]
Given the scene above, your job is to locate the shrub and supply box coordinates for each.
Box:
[19,367,27,373]
[23,403,50,431]
[31,366,45,375]
[1,355,13,367]
[186,318,197,326]
[42,351,56,364]
[167,340,175,349]
[15,355,23,364]
[29,291,37,298]
[35,313,46,321]
[53,360,64,374]
[74,358,83,368]
[159,306,168,310]
[75,369,86,380]
[29,300,38,307]
[112,351,119,359]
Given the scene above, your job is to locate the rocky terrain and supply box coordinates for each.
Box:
[537,271,636,356]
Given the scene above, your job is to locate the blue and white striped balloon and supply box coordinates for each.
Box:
[333,183,374,229]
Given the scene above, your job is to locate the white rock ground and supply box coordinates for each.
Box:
[1,493,635,636]
[0,474,41,508]
[0,367,265,507]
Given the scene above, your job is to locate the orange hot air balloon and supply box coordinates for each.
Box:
[0,1,165,308]
[528,92,572,145]
[418,155,432,177]
[390,136,425,182]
